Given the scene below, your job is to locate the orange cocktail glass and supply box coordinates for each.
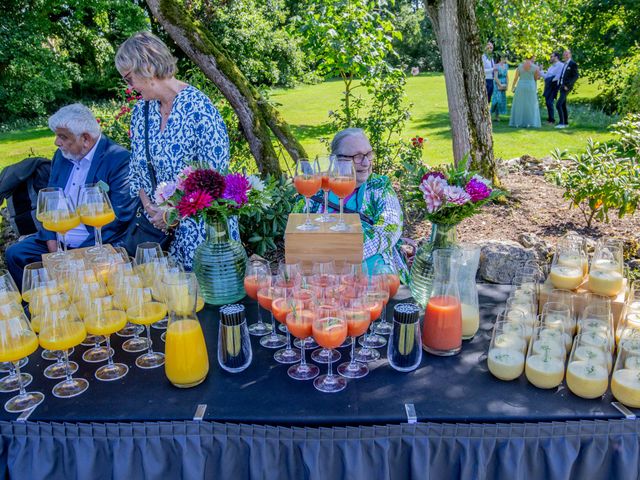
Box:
[258,285,286,349]
[338,300,372,379]
[328,160,356,232]
[294,159,321,231]
[244,260,272,336]
[312,307,348,393]
[314,155,336,224]
[423,295,462,355]
[286,308,320,380]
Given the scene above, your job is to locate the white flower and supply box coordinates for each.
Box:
[248,175,265,192]
[411,67,420,76]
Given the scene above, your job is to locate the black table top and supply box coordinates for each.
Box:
[0,285,633,426]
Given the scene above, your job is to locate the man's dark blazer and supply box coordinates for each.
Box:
[560,59,579,91]
[36,135,139,247]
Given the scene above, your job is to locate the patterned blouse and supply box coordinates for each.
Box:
[129,85,235,270]
[294,174,410,283]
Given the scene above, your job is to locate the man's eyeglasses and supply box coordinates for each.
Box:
[337,150,374,164]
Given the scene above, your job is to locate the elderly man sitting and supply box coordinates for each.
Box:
[5,103,138,287]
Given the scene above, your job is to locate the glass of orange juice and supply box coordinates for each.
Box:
[312,305,348,393]
[294,158,321,231]
[286,300,320,380]
[39,305,89,398]
[36,188,80,260]
[257,282,287,349]
[125,287,167,369]
[337,298,371,379]
[78,183,117,254]
[314,154,336,223]
[0,270,21,307]
[328,159,356,232]
[271,287,303,365]
[0,310,44,412]
[243,260,273,336]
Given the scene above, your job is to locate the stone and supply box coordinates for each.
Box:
[517,233,553,264]
[477,240,537,284]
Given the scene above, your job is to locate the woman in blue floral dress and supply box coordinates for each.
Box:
[294,129,410,283]
[116,32,233,269]
[491,55,509,122]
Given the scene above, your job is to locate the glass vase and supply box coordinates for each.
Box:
[193,218,248,306]
[409,222,458,309]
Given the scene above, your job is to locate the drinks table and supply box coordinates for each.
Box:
[1,285,638,479]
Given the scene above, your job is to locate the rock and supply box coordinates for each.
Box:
[517,233,553,264]
[627,259,640,273]
[477,240,537,284]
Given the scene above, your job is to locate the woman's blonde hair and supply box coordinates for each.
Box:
[115,31,177,79]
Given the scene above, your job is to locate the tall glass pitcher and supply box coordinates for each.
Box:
[422,248,463,356]
[457,244,481,340]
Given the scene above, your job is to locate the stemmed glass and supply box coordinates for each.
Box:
[257,281,287,349]
[354,290,383,362]
[271,287,302,364]
[328,159,356,232]
[21,261,53,305]
[0,270,21,307]
[310,302,342,364]
[243,260,273,336]
[125,287,167,368]
[0,304,33,392]
[113,274,147,344]
[371,264,394,335]
[77,183,116,254]
[358,286,388,349]
[294,158,321,231]
[337,298,371,378]
[312,305,348,393]
[315,155,336,223]
[39,305,89,398]
[86,296,129,381]
[135,242,164,287]
[286,300,320,380]
[36,188,80,260]
[0,310,44,413]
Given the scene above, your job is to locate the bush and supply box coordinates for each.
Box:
[547,115,640,228]
[591,49,640,115]
[239,174,297,256]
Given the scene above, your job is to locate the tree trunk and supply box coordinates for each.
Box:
[146,0,308,176]
[423,0,498,184]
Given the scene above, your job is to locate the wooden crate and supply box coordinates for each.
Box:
[539,277,628,328]
[285,213,363,274]
[42,244,116,272]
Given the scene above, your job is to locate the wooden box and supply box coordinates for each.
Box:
[42,244,116,272]
[539,277,628,328]
[285,213,363,274]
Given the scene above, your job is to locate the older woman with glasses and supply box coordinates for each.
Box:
[115,31,234,270]
[294,128,409,282]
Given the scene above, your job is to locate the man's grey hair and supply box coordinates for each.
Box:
[48,103,101,138]
[330,128,367,156]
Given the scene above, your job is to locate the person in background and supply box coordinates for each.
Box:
[5,104,136,287]
[115,31,231,270]
[542,52,564,124]
[509,55,542,128]
[482,42,496,103]
[491,54,509,122]
[293,128,410,283]
[556,49,579,129]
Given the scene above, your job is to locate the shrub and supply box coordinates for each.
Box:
[548,115,640,228]
[239,174,297,256]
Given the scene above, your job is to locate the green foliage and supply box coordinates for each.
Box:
[90,88,139,150]
[390,1,441,71]
[548,115,640,228]
[239,175,297,256]
[183,0,311,87]
[0,0,148,121]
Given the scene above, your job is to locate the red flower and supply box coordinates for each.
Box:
[182,169,225,199]
[128,129,132,138]
[176,190,213,217]
[411,136,425,148]
[96,118,102,124]
[125,88,133,95]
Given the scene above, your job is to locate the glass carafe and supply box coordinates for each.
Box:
[422,248,463,356]
[457,244,481,340]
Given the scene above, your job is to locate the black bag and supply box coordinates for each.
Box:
[121,102,173,256]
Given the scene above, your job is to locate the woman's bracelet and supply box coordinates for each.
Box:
[162,209,180,228]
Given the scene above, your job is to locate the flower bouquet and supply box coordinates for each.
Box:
[418,162,502,225]
[155,164,271,305]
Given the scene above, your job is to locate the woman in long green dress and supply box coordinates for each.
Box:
[491,56,509,121]
[509,57,542,128]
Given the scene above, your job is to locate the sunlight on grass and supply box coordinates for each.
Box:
[0,73,615,170]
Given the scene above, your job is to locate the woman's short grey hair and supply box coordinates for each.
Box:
[115,31,177,79]
[330,128,368,156]
[48,103,101,138]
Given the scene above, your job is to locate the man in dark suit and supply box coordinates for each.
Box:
[556,49,579,129]
[542,52,564,124]
[5,103,138,287]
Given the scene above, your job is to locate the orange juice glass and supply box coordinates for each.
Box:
[312,306,348,393]
[294,159,321,231]
[328,160,356,233]
[286,308,320,380]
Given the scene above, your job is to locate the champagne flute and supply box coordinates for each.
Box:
[86,296,129,381]
[77,183,116,254]
[125,287,167,368]
[337,298,372,379]
[294,158,321,231]
[328,159,356,232]
[39,305,89,398]
[0,310,44,412]
[314,154,336,223]
[312,305,348,393]
[37,188,80,260]
[243,260,273,336]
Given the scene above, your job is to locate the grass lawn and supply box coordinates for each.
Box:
[0,72,614,169]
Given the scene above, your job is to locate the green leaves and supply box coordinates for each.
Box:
[547,114,640,228]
